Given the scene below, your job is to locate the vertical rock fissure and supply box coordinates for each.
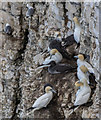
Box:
[11,28,29,118]
[62,2,68,27]
[11,29,29,119]
[10,4,29,117]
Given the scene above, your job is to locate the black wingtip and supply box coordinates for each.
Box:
[76,43,80,49]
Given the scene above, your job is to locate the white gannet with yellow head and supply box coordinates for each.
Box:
[27,83,56,115]
[73,17,82,48]
[74,54,98,75]
[74,78,91,106]
[43,49,63,65]
[79,65,97,86]
[77,65,89,84]
[74,54,84,66]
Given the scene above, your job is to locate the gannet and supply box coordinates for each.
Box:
[74,54,98,75]
[48,61,76,74]
[74,78,91,106]
[4,23,12,35]
[73,17,82,48]
[43,49,63,65]
[26,4,34,17]
[27,84,56,115]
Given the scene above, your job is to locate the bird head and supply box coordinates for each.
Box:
[54,31,62,41]
[54,31,60,37]
[50,49,59,55]
[27,4,30,8]
[80,65,88,73]
[73,17,79,24]
[74,54,84,61]
[44,84,56,93]
[75,81,84,87]
[6,23,10,27]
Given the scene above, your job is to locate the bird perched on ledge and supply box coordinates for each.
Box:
[4,23,12,35]
[74,54,98,75]
[27,84,56,115]
[73,17,82,48]
[26,4,34,17]
[47,61,76,74]
[74,78,91,106]
[43,49,63,65]
[74,54,99,86]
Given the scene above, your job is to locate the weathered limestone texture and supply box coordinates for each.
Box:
[0,2,100,119]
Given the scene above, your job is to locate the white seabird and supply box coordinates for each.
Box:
[74,78,91,106]
[43,49,63,65]
[79,65,97,87]
[26,4,34,17]
[4,23,12,35]
[74,54,98,75]
[27,83,56,115]
[73,17,82,48]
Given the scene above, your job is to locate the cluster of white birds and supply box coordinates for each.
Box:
[27,15,98,115]
[73,54,97,106]
[3,4,98,117]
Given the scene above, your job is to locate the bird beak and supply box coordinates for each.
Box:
[75,81,83,87]
[36,65,50,70]
[74,56,78,59]
[51,89,56,93]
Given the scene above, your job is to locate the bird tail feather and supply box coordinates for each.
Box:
[69,67,77,72]
[76,43,80,49]
[27,107,39,116]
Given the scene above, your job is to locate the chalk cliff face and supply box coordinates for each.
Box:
[0,2,100,119]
